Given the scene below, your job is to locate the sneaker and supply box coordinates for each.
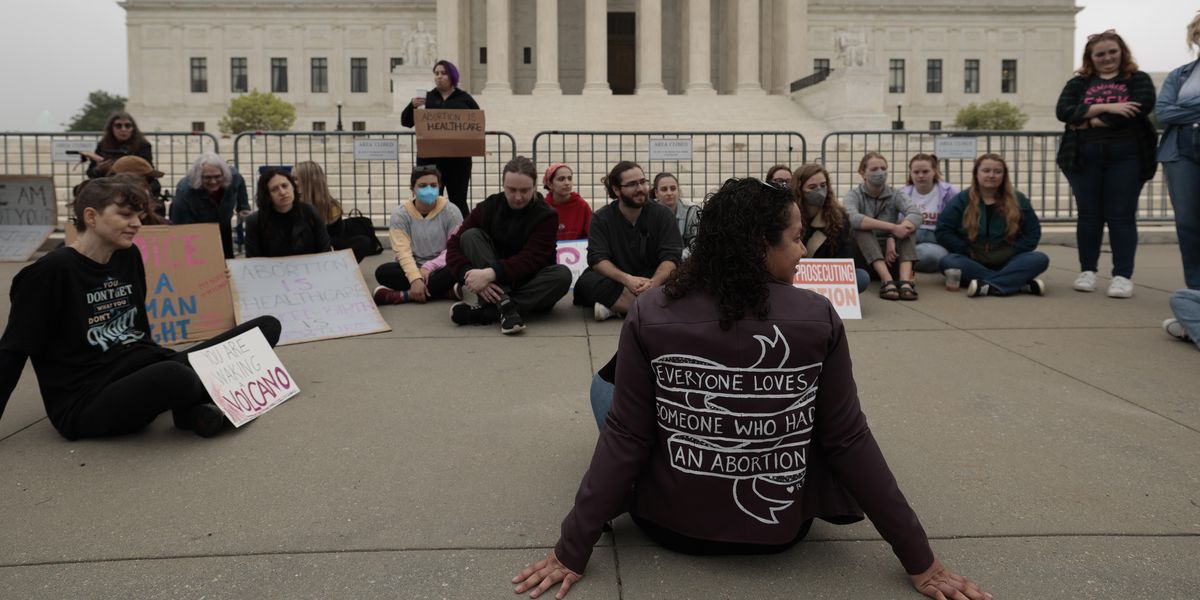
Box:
[1022,278,1046,296]
[1163,318,1190,341]
[1073,271,1097,292]
[450,301,499,326]
[966,279,990,298]
[497,296,525,334]
[373,285,404,305]
[459,285,479,306]
[1107,276,1134,298]
[594,302,615,322]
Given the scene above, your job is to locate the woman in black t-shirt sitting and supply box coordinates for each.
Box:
[0,177,281,440]
[244,167,332,258]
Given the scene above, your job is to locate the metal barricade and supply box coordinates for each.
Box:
[819,130,1172,222]
[531,131,808,206]
[231,131,517,227]
[0,132,220,229]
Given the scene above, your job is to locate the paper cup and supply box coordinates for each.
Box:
[945,268,962,291]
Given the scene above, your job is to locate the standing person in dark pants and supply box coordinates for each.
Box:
[401,59,480,219]
[0,177,281,440]
[1056,29,1159,299]
[445,156,571,335]
[573,161,683,322]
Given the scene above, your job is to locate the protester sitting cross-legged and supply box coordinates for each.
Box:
[844,152,922,301]
[511,178,992,600]
[765,164,793,187]
[899,153,957,273]
[0,177,282,440]
[936,153,1050,298]
[244,167,332,258]
[444,156,571,335]
[373,166,464,305]
[650,172,699,257]
[573,161,683,322]
[793,163,870,293]
[171,153,251,259]
[543,162,593,241]
[294,160,376,263]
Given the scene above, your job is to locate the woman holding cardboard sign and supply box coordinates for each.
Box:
[245,167,332,258]
[512,178,990,600]
[401,59,479,220]
[0,177,282,440]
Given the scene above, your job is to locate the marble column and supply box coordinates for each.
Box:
[436,0,461,67]
[481,0,512,94]
[735,0,765,95]
[581,0,611,95]
[531,0,561,94]
[685,0,715,94]
[636,0,667,94]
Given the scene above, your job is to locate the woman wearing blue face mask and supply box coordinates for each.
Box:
[843,152,922,301]
[794,163,870,294]
[373,166,464,305]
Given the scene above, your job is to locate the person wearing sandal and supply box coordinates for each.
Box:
[936,154,1050,298]
[843,152,922,301]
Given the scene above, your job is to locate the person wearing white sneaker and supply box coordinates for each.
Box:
[935,154,1050,297]
[573,161,683,321]
[1073,270,1096,292]
[1056,30,1159,301]
[1166,290,1200,350]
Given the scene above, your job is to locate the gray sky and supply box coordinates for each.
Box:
[0,0,1195,132]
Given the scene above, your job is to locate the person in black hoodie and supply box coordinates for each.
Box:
[80,111,154,179]
[793,163,870,293]
[245,167,332,258]
[512,178,990,600]
[401,59,480,219]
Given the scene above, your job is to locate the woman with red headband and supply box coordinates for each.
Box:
[542,163,593,241]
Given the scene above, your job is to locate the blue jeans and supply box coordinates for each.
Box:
[1169,289,1200,350]
[1066,142,1145,278]
[914,229,948,273]
[1164,159,1200,290]
[939,251,1050,296]
[589,373,615,431]
[854,268,870,293]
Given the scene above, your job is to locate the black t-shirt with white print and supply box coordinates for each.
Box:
[0,245,173,436]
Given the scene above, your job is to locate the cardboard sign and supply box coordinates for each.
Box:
[188,327,300,428]
[353,139,399,161]
[51,140,97,163]
[556,239,588,290]
[0,176,57,261]
[227,249,391,345]
[132,224,236,346]
[934,136,979,160]
[792,259,862,320]
[649,139,693,161]
[414,109,486,158]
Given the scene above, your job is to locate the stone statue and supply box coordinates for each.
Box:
[405,22,437,67]
[835,29,868,68]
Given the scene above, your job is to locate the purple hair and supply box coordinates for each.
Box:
[434,60,460,87]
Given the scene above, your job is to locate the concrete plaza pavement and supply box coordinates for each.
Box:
[1,242,1197,599]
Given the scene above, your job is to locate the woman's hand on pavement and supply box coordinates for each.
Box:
[512,550,581,600]
[910,557,991,600]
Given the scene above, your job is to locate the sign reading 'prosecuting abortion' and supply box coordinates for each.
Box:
[227,249,391,345]
[0,176,57,261]
[793,259,862,320]
[189,327,300,427]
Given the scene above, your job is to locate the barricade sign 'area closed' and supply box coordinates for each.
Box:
[227,249,391,345]
[792,259,862,320]
[0,176,57,262]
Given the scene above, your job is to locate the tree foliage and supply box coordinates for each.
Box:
[953,100,1029,131]
[218,90,296,135]
[64,90,127,131]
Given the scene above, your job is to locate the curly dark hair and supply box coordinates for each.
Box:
[664,178,794,331]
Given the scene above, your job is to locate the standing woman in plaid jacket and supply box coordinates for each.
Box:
[1055,29,1158,299]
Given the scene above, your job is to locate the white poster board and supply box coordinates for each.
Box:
[227,249,391,345]
[353,139,399,161]
[188,327,300,427]
[649,139,693,161]
[792,259,862,320]
[0,176,57,261]
[556,239,588,290]
[51,140,97,163]
[934,136,978,160]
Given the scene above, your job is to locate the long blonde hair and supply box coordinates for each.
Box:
[963,154,1021,243]
[1189,12,1200,53]
[294,161,342,223]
